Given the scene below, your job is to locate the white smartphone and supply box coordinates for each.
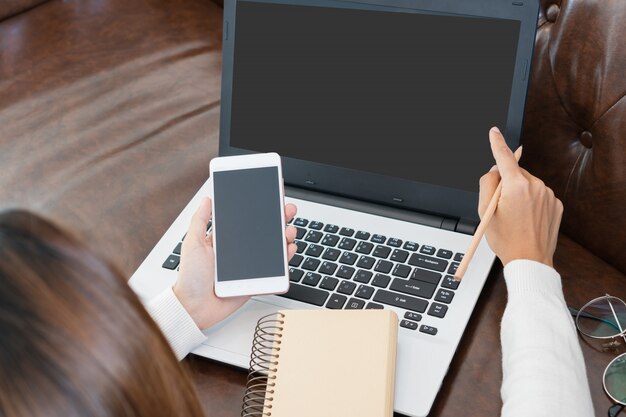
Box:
[209,152,289,298]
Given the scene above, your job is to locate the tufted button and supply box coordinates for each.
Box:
[580,131,593,148]
[545,4,560,22]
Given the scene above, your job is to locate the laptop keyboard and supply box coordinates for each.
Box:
[162,217,463,336]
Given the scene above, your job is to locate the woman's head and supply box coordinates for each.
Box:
[0,210,205,417]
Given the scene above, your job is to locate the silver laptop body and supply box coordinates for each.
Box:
[130,1,539,415]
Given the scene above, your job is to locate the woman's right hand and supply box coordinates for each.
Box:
[478,127,564,267]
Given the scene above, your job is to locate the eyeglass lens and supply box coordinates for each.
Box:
[605,353,626,406]
[578,296,626,339]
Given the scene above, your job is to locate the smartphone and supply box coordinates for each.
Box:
[209,152,289,298]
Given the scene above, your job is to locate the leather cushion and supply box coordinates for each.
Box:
[521,0,626,274]
[0,0,224,275]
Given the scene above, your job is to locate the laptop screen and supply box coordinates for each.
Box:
[229,1,520,194]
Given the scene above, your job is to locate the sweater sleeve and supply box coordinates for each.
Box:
[145,287,207,361]
[501,260,594,417]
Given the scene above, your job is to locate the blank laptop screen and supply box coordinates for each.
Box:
[230,1,520,193]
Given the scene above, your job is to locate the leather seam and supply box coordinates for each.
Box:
[563,145,584,199]
[590,92,626,129]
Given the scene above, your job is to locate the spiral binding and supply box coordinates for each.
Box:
[241,312,285,417]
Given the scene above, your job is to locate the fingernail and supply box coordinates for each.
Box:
[491,126,501,134]
[489,165,498,172]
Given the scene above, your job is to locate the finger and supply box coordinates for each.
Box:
[478,167,500,219]
[285,203,297,224]
[489,127,521,181]
[287,243,298,260]
[188,197,212,244]
[285,225,297,243]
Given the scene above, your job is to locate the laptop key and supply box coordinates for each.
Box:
[355,231,371,240]
[339,227,355,237]
[373,289,428,313]
[403,241,419,251]
[392,264,411,278]
[305,244,324,257]
[441,275,460,290]
[173,242,182,255]
[356,255,375,269]
[339,252,357,265]
[454,253,464,262]
[281,283,328,306]
[447,262,460,275]
[309,221,324,230]
[326,293,347,309]
[372,273,391,288]
[289,254,303,267]
[390,278,437,299]
[355,285,375,300]
[420,245,436,255]
[336,265,356,279]
[321,234,340,247]
[295,240,307,253]
[337,280,356,295]
[322,248,341,261]
[390,249,409,263]
[320,276,339,291]
[419,325,438,335]
[408,254,449,272]
[428,302,448,318]
[355,241,374,254]
[371,234,386,244]
[373,245,391,258]
[303,272,322,286]
[324,224,339,233]
[435,289,454,304]
[162,254,180,270]
[404,311,422,322]
[302,257,321,271]
[345,298,365,309]
[410,268,442,285]
[436,249,453,259]
[319,261,338,275]
[354,269,373,283]
[374,259,393,273]
[338,237,357,251]
[295,227,306,239]
[366,302,384,309]
[400,320,418,330]
[289,267,304,283]
[293,218,309,227]
[304,230,323,243]
[387,238,403,248]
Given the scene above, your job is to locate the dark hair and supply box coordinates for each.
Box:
[0,210,206,417]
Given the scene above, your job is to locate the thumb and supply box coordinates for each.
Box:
[478,166,500,219]
[189,197,212,244]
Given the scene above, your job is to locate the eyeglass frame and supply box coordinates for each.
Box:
[570,294,626,415]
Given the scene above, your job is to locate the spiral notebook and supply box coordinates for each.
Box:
[241,309,398,417]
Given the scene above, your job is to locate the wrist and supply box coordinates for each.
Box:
[172,284,209,330]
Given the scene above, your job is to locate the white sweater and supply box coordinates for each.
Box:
[146,260,594,417]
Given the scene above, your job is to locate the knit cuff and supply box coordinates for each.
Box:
[503,260,563,298]
[145,287,207,360]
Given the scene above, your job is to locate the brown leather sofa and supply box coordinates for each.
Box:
[1,0,624,416]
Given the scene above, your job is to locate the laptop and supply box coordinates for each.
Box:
[129,0,538,415]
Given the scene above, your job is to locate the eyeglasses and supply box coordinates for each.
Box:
[569,295,626,417]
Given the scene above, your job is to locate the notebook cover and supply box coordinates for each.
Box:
[266,309,398,417]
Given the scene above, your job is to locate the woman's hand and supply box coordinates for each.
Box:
[479,127,563,267]
[173,197,298,330]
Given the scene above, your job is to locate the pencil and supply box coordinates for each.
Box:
[454,146,523,281]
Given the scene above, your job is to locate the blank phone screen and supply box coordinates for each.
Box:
[213,166,285,281]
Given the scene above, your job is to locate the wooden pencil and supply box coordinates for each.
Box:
[454,146,523,281]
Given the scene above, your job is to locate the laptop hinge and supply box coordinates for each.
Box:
[285,185,462,231]
[456,218,479,235]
